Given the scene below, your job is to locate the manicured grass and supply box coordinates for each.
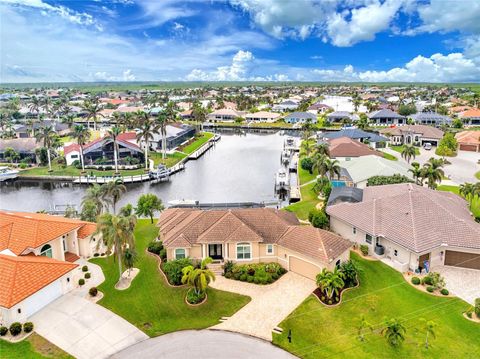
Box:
[0,333,72,359]
[380,151,398,161]
[90,220,250,337]
[438,185,480,218]
[19,163,146,177]
[149,151,187,168]
[298,164,317,185]
[284,182,319,220]
[273,252,480,358]
[179,132,214,154]
[389,145,421,156]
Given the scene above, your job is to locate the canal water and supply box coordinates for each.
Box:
[0,130,293,212]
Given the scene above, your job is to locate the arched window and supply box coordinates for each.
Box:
[40,244,53,258]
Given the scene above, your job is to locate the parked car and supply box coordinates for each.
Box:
[423,143,432,150]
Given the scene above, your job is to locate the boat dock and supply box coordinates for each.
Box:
[289,185,301,203]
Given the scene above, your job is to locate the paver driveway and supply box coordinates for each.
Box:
[210,272,316,340]
[30,261,148,359]
[435,266,480,305]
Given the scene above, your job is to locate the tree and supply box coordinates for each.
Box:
[35,125,56,171]
[357,315,373,342]
[135,193,164,223]
[314,142,330,157]
[3,147,19,164]
[80,199,97,222]
[107,126,122,173]
[71,125,91,172]
[418,319,436,349]
[181,257,216,296]
[421,158,445,189]
[401,145,416,164]
[82,95,103,130]
[123,248,137,276]
[460,183,476,206]
[96,213,136,280]
[103,179,127,214]
[357,113,370,130]
[398,104,417,116]
[135,114,156,170]
[82,184,106,216]
[381,318,406,347]
[29,96,42,122]
[315,267,345,300]
[409,162,423,185]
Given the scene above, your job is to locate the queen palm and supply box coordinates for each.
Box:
[35,125,56,172]
[82,96,103,130]
[154,111,170,160]
[324,158,341,180]
[315,267,345,300]
[409,162,423,185]
[300,139,315,157]
[29,96,42,122]
[42,96,52,119]
[136,116,156,170]
[181,257,216,296]
[421,158,445,189]
[381,318,406,347]
[107,126,123,173]
[314,142,330,157]
[82,184,106,215]
[419,318,436,349]
[401,145,416,164]
[96,213,136,281]
[459,183,476,208]
[71,124,91,172]
[312,153,328,177]
[103,179,127,214]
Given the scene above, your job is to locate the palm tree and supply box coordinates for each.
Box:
[357,114,370,130]
[381,318,406,347]
[312,153,328,177]
[300,139,315,157]
[123,248,137,276]
[401,145,416,164]
[181,257,216,296]
[82,184,106,215]
[409,162,423,185]
[315,267,345,300]
[96,213,136,281]
[35,125,56,172]
[324,158,341,180]
[82,96,103,130]
[357,315,373,342]
[418,318,436,349]
[421,158,445,189]
[103,179,127,214]
[107,126,122,173]
[71,125,91,172]
[314,142,330,157]
[29,96,42,122]
[135,113,156,170]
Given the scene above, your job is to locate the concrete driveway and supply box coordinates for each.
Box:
[435,266,480,305]
[210,272,316,340]
[110,330,296,359]
[30,261,148,359]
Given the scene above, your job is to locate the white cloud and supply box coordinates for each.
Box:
[123,69,136,81]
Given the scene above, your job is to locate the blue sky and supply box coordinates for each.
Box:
[1,0,480,83]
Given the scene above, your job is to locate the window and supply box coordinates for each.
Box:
[365,234,372,244]
[175,248,186,259]
[17,308,21,314]
[71,154,78,159]
[266,244,274,255]
[394,250,398,257]
[237,243,251,260]
[335,260,341,268]
[352,227,356,235]
[40,244,53,258]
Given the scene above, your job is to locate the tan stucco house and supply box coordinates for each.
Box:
[158,208,351,280]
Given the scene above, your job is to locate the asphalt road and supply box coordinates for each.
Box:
[110,330,297,359]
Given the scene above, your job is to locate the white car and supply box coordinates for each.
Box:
[423,143,432,150]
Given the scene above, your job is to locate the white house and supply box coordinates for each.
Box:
[244,111,281,123]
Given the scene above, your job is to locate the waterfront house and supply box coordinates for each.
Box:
[272,100,298,112]
[368,109,406,125]
[244,111,281,123]
[0,138,39,163]
[409,112,452,126]
[380,125,444,147]
[327,184,480,272]
[307,103,333,115]
[327,137,383,160]
[158,208,351,280]
[207,108,243,122]
[0,211,100,326]
[318,128,388,149]
[455,131,480,152]
[284,112,317,124]
[326,111,359,123]
[146,124,196,151]
[459,108,480,126]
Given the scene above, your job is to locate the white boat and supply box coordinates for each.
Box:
[168,199,198,207]
[280,150,290,164]
[0,167,19,182]
[274,168,290,192]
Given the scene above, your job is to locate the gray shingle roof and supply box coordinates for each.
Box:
[368,109,404,119]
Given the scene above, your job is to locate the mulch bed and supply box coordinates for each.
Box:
[312,279,360,307]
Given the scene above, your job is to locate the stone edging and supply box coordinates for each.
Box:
[87,290,104,303]
[0,329,34,343]
[144,249,188,288]
[184,289,208,307]
[115,268,140,291]
[312,277,360,308]
[463,312,480,323]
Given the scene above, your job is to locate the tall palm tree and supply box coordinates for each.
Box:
[96,213,136,281]
[136,116,156,170]
[82,184,106,215]
[409,162,423,185]
[401,145,416,164]
[324,158,341,180]
[107,126,122,173]
[71,124,91,172]
[29,96,42,122]
[419,318,436,349]
[181,257,216,296]
[315,267,345,300]
[314,142,330,157]
[300,139,315,157]
[459,183,477,209]
[312,153,328,177]
[42,96,52,119]
[82,96,103,130]
[154,111,170,159]
[35,125,56,172]
[381,318,406,347]
[421,158,445,189]
[102,179,127,214]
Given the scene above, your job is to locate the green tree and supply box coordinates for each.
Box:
[381,318,406,347]
[35,125,56,172]
[421,158,445,189]
[357,315,373,342]
[3,147,19,164]
[409,162,423,185]
[103,179,127,214]
[401,145,416,164]
[135,113,156,170]
[181,257,216,296]
[135,193,164,223]
[123,248,137,276]
[357,113,370,130]
[71,124,91,172]
[418,319,436,349]
[107,126,123,173]
[82,184,106,215]
[315,267,345,300]
[80,199,98,222]
[81,95,103,130]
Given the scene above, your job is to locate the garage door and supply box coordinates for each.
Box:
[25,280,63,318]
[459,144,478,152]
[444,250,480,270]
[289,256,322,280]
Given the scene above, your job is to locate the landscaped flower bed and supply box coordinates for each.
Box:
[408,271,450,297]
[313,260,359,306]
[223,261,286,284]
[161,258,193,286]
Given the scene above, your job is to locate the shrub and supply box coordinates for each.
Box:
[367,174,412,186]
[411,277,421,285]
[239,274,248,281]
[85,272,91,279]
[0,326,8,336]
[426,286,435,293]
[440,288,449,296]
[466,309,473,318]
[308,208,329,229]
[339,260,358,287]
[9,322,22,336]
[247,275,254,283]
[422,276,433,286]
[79,278,85,286]
[89,287,98,297]
[93,253,100,257]
[162,258,193,285]
[475,298,480,317]
[19,162,27,169]
[72,159,81,169]
[360,245,369,256]
[23,322,34,333]
[186,289,205,304]
[159,248,167,261]
[224,272,233,279]
[147,240,164,255]
[300,157,314,174]
[223,260,235,275]
[82,265,88,272]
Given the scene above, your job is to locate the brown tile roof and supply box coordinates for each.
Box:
[327,183,480,253]
[455,131,480,145]
[380,125,444,139]
[0,254,77,308]
[0,211,95,255]
[328,137,383,158]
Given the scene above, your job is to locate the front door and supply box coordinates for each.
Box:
[208,244,223,260]
[419,253,430,271]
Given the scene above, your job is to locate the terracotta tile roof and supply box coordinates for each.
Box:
[460,108,480,118]
[0,254,77,308]
[327,183,480,253]
[455,131,480,145]
[0,211,95,255]
[328,137,383,158]
[64,143,80,155]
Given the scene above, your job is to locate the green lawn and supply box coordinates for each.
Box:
[438,185,480,218]
[0,333,72,359]
[475,171,480,180]
[389,145,421,156]
[298,164,317,185]
[273,252,480,358]
[149,151,187,168]
[179,132,214,154]
[19,163,147,177]
[380,151,398,161]
[90,220,250,337]
[284,182,319,220]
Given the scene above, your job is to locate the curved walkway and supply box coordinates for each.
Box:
[110,330,296,359]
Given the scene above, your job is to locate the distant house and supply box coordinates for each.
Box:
[327,137,383,160]
[272,100,298,112]
[455,131,480,152]
[180,110,194,120]
[307,103,332,115]
[326,111,359,123]
[319,129,388,149]
[13,121,70,138]
[244,111,281,123]
[0,138,39,163]
[368,109,406,125]
[380,125,444,147]
[146,124,196,151]
[409,112,452,126]
[284,112,317,124]
[327,184,480,272]
[459,108,480,126]
[207,108,243,122]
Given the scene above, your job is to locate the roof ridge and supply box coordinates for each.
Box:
[408,186,418,250]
